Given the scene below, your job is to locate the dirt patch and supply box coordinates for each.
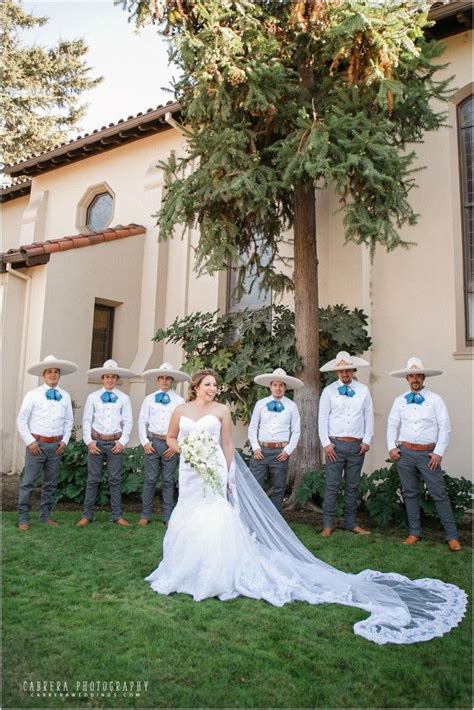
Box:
[2,472,471,545]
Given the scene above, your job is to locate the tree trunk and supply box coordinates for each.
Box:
[286,180,320,507]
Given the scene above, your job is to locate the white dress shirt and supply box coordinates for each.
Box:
[82,388,133,447]
[248,395,301,455]
[138,389,184,445]
[386,387,450,457]
[17,383,74,446]
[318,379,374,447]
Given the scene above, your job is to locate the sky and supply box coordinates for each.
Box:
[23,1,177,135]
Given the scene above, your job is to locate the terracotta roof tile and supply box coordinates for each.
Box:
[1,224,146,272]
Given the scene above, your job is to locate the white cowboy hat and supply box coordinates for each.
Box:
[87,359,136,379]
[141,362,190,383]
[27,354,78,377]
[319,351,369,372]
[389,357,442,378]
[254,367,304,390]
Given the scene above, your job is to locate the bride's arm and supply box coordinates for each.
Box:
[220,407,234,469]
[166,407,183,454]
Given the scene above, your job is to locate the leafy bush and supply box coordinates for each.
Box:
[297,463,473,527]
[54,441,146,505]
[154,304,371,423]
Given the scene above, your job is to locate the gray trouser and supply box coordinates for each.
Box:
[323,439,365,530]
[396,447,458,541]
[18,442,62,524]
[82,440,123,522]
[141,438,177,523]
[249,447,289,513]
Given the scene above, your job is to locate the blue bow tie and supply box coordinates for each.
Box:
[405,392,425,405]
[155,392,170,405]
[267,400,285,412]
[45,388,62,401]
[101,391,118,403]
[338,385,355,397]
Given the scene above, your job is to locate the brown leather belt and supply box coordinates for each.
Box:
[400,441,436,451]
[92,429,122,442]
[148,432,167,441]
[32,434,62,443]
[259,441,288,449]
[334,437,361,443]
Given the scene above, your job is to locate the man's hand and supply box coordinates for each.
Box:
[389,447,400,462]
[111,441,124,454]
[144,443,156,455]
[55,442,66,456]
[163,447,175,459]
[428,453,442,471]
[359,442,370,456]
[28,441,41,456]
[253,448,264,461]
[88,441,101,456]
[323,444,337,462]
[276,450,289,463]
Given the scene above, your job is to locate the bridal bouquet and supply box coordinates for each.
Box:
[180,430,223,496]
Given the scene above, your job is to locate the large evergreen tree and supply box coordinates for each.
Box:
[1,0,101,169]
[121,0,451,498]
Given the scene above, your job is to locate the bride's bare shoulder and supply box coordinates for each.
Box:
[215,403,231,419]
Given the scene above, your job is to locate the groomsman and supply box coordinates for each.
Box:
[138,362,190,526]
[319,351,374,537]
[387,357,461,551]
[17,354,77,530]
[248,368,303,512]
[77,359,135,527]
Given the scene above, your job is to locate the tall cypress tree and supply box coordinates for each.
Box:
[1,0,102,170]
[121,0,451,498]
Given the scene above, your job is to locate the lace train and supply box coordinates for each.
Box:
[145,415,467,644]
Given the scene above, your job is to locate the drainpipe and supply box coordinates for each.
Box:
[6,264,31,473]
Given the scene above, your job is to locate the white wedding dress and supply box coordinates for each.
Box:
[145,415,467,644]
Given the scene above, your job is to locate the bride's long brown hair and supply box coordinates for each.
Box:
[187,369,220,402]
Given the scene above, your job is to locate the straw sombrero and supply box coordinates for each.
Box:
[87,359,136,379]
[389,357,442,378]
[319,351,369,372]
[142,362,190,384]
[28,354,78,377]
[254,368,304,390]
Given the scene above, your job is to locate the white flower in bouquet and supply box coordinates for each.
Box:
[180,430,223,495]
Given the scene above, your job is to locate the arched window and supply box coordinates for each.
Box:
[227,239,272,314]
[86,191,113,232]
[458,95,473,344]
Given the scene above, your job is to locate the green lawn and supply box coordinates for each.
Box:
[2,512,471,709]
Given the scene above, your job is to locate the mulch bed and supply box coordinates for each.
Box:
[2,472,472,545]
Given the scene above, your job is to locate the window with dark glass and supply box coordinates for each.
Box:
[86,192,113,232]
[458,95,473,344]
[227,241,272,313]
[90,304,115,367]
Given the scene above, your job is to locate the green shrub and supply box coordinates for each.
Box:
[54,441,146,504]
[297,463,473,528]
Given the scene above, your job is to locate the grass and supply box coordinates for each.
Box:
[2,512,471,710]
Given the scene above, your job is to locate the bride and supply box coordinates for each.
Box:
[145,369,467,645]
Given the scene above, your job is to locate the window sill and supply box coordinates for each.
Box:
[453,350,474,360]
